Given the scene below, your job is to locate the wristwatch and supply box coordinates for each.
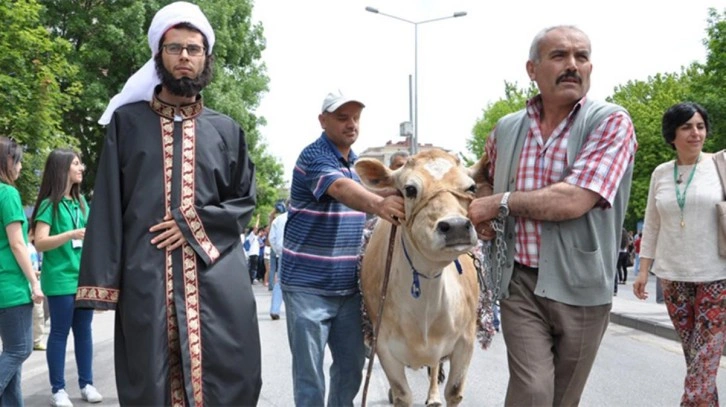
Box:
[499,192,511,217]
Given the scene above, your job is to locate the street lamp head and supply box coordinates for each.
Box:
[365,6,379,13]
[453,11,467,18]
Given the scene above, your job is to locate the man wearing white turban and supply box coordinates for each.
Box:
[76,2,261,406]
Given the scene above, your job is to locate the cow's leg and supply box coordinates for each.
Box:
[444,339,475,407]
[377,346,413,407]
[425,362,442,406]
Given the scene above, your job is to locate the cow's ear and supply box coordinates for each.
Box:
[468,152,493,198]
[355,158,395,189]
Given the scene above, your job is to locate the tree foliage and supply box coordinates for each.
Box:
[692,8,726,152]
[0,0,81,202]
[468,81,538,159]
[608,70,696,229]
[37,0,283,224]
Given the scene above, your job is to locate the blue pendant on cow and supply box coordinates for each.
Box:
[454,259,463,274]
[411,272,421,299]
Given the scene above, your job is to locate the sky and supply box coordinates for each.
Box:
[251,0,724,185]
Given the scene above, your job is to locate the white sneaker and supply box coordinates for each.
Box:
[50,389,73,407]
[80,385,103,403]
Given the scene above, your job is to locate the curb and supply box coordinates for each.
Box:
[609,311,678,343]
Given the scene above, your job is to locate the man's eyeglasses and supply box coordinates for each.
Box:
[162,43,205,57]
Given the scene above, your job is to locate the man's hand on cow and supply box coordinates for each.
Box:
[378,195,405,226]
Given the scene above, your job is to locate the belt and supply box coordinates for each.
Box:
[514,261,538,273]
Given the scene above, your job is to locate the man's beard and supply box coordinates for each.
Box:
[154,54,214,98]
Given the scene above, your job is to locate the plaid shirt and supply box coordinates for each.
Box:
[486,96,636,267]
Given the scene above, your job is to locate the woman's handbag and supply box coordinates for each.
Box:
[713,150,726,257]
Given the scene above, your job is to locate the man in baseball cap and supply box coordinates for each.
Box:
[279,90,404,405]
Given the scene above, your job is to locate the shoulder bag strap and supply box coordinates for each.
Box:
[714,150,726,199]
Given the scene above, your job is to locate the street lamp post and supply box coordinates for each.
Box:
[365,7,467,155]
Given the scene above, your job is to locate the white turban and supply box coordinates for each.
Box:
[98,1,215,125]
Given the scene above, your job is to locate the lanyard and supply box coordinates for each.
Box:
[61,200,81,229]
[673,154,701,228]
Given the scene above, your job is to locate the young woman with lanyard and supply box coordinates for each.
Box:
[31,149,102,407]
[0,136,44,405]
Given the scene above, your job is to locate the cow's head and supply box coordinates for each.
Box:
[356,149,490,263]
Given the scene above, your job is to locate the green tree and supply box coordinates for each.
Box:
[692,7,726,151]
[468,81,538,159]
[0,0,81,203]
[39,0,284,222]
[608,70,696,230]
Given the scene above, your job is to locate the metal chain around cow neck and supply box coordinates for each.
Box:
[484,215,508,301]
[673,153,702,228]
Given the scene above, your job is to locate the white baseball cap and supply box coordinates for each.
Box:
[321,90,365,113]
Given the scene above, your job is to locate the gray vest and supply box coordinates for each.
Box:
[493,98,633,306]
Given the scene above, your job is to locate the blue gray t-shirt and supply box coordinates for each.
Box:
[280,133,366,296]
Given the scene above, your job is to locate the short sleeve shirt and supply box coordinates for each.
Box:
[35,196,89,295]
[281,133,367,295]
[0,183,32,308]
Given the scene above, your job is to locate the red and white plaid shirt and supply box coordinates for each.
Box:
[485,96,637,268]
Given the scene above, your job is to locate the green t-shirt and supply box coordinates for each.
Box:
[0,183,32,308]
[36,196,89,296]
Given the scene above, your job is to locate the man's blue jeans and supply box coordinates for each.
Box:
[0,303,33,406]
[269,253,277,291]
[270,254,283,315]
[282,290,365,407]
[47,295,94,393]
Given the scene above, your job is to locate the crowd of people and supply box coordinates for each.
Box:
[1,1,725,406]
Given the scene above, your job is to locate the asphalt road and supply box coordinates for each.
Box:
[20,282,726,407]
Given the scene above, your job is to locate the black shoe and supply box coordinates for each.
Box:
[270,314,280,320]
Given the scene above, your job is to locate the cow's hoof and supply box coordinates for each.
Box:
[388,388,393,403]
[425,401,442,407]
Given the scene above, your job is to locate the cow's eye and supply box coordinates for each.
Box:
[404,185,417,199]
[466,185,477,194]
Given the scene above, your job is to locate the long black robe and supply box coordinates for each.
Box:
[77,95,261,406]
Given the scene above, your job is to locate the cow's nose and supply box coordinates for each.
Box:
[436,218,474,246]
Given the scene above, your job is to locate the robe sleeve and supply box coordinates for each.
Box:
[76,115,123,309]
[171,124,256,266]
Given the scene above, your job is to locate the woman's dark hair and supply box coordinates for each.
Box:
[662,102,710,149]
[31,148,86,231]
[0,136,23,185]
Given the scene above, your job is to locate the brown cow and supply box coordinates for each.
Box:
[356,149,489,407]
